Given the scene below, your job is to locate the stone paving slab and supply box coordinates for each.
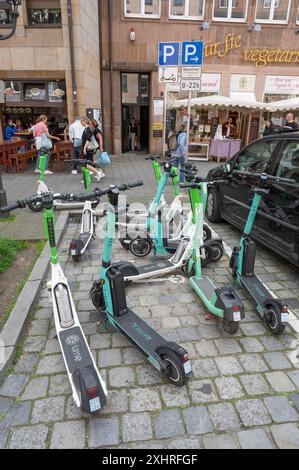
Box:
[0,157,299,449]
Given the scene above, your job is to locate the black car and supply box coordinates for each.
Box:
[206,133,299,267]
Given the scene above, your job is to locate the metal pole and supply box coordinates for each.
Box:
[186,91,192,160]
[0,168,9,218]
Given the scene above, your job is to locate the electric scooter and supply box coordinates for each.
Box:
[28,154,100,212]
[230,170,298,335]
[113,169,223,283]
[118,155,185,250]
[1,192,107,414]
[123,161,222,263]
[87,182,192,386]
[181,177,245,335]
[68,159,101,262]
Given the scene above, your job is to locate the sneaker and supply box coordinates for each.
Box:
[72,170,78,175]
[35,169,41,174]
[95,171,104,181]
[44,171,53,175]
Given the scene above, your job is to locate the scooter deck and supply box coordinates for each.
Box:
[239,274,273,305]
[190,277,216,299]
[59,326,98,373]
[137,259,173,276]
[110,308,167,360]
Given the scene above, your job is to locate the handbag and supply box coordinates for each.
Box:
[98,151,111,166]
[35,136,42,150]
[87,135,99,152]
[40,133,53,150]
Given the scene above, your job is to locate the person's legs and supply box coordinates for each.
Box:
[179,156,186,184]
[73,146,80,172]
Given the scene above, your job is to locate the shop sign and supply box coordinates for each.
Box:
[201,74,221,93]
[153,123,163,131]
[264,76,299,94]
[181,67,202,79]
[204,33,241,59]
[180,80,202,92]
[0,81,4,104]
[153,98,164,138]
[230,75,256,93]
[159,67,179,84]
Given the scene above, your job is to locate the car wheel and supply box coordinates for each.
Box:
[206,188,222,223]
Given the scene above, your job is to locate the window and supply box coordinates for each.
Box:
[27,0,62,26]
[213,0,248,21]
[297,5,299,24]
[255,0,291,23]
[276,141,299,182]
[0,1,12,25]
[125,0,161,18]
[235,140,278,173]
[169,0,205,20]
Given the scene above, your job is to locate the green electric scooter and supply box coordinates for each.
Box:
[181,177,245,335]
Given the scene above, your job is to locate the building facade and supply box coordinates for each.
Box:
[0,0,101,139]
[99,0,299,155]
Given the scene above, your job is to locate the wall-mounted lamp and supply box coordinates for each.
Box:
[129,28,136,41]
[295,29,299,35]
[199,22,210,31]
[248,24,262,33]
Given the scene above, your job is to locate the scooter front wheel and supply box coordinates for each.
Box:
[90,284,106,314]
[222,319,240,336]
[161,351,188,387]
[265,304,286,336]
[211,241,224,263]
[130,237,153,258]
[28,201,43,213]
[203,224,212,242]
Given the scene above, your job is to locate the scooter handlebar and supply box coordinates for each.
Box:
[1,202,22,213]
[74,181,144,201]
[145,155,161,161]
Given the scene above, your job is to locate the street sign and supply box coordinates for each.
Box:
[159,67,179,83]
[181,66,202,79]
[180,79,202,92]
[182,42,204,66]
[159,42,180,66]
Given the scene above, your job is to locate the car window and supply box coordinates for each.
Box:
[234,140,278,173]
[275,141,299,183]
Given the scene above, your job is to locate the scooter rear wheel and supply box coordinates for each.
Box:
[201,245,214,268]
[130,237,153,258]
[222,320,240,335]
[211,241,224,263]
[119,238,131,250]
[161,351,188,387]
[203,224,212,242]
[265,304,286,336]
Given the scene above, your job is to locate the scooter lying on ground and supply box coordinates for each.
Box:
[68,159,101,262]
[87,181,192,386]
[181,177,245,335]
[120,160,222,262]
[28,154,100,212]
[230,170,298,335]
[114,169,224,283]
[1,192,107,414]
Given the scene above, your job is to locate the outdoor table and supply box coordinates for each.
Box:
[210,139,241,163]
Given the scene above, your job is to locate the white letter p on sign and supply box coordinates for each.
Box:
[164,45,175,64]
[185,44,197,63]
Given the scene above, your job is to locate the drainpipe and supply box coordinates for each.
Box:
[108,0,115,154]
[98,0,105,141]
[67,0,78,118]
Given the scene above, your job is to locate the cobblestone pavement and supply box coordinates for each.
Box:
[0,157,299,449]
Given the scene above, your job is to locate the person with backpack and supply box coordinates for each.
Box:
[80,116,104,181]
[168,124,187,184]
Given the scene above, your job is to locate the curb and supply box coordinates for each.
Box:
[0,211,69,381]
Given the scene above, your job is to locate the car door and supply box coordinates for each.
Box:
[257,139,299,265]
[221,139,282,232]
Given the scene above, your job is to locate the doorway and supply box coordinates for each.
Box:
[121,73,149,154]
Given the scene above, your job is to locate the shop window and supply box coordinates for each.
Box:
[213,0,248,21]
[125,0,161,18]
[4,81,22,102]
[27,0,62,26]
[24,83,46,101]
[0,1,12,25]
[255,0,290,23]
[169,0,205,19]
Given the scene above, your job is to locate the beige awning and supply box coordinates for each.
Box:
[171,94,268,111]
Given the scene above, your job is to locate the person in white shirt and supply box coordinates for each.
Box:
[69,117,85,175]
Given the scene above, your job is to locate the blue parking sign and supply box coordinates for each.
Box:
[182,42,204,66]
[159,42,180,66]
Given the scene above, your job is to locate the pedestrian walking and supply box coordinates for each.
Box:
[69,116,85,175]
[33,115,60,175]
[80,116,104,181]
[171,124,187,185]
[91,119,105,179]
[129,118,138,151]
